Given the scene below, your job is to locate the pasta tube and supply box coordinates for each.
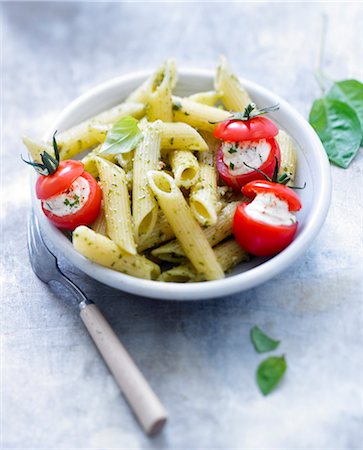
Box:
[158,238,249,282]
[96,157,137,255]
[172,96,230,133]
[132,120,162,242]
[147,170,224,281]
[73,226,160,280]
[146,60,177,122]
[56,102,144,160]
[115,150,134,172]
[188,91,221,106]
[138,210,174,252]
[81,145,115,178]
[276,130,297,186]
[189,150,218,226]
[169,150,199,189]
[199,130,220,153]
[126,80,150,104]
[160,122,208,151]
[152,201,239,262]
[22,136,54,164]
[215,55,252,111]
[90,207,107,236]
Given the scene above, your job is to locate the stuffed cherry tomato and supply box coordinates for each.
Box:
[24,134,102,230]
[214,104,281,190]
[41,170,102,230]
[233,180,302,256]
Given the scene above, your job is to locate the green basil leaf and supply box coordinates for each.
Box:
[309,98,361,168]
[250,326,280,353]
[327,80,363,145]
[99,116,142,155]
[257,355,287,396]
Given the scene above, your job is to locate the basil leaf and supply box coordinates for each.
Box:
[257,355,287,396]
[327,80,363,145]
[99,116,142,155]
[250,326,280,353]
[309,98,361,168]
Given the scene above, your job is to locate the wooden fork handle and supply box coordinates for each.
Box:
[79,300,168,435]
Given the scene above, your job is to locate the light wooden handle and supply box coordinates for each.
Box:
[79,301,168,435]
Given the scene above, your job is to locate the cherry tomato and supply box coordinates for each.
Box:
[242,180,302,212]
[233,181,302,256]
[214,116,279,142]
[36,160,84,200]
[216,137,281,190]
[42,172,102,230]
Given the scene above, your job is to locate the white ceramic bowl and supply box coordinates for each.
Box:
[32,69,331,300]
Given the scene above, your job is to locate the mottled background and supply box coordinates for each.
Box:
[1,2,362,449]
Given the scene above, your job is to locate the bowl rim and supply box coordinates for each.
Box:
[33,68,331,300]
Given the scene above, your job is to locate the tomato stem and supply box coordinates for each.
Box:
[209,103,279,124]
[243,158,306,190]
[22,131,60,176]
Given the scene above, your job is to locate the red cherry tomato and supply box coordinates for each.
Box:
[233,204,298,256]
[42,172,102,230]
[242,180,302,212]
[214,116,279,142]
[233,180,302,256]
[36,160,84,200]
[216,137,281,190]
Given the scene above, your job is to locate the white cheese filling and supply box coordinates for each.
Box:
[42,176,90,217]
[245,193,296,226]
[222,139,271,175]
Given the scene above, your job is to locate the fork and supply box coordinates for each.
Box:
[27,212,168,435]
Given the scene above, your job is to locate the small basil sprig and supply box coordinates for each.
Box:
[250,326,280,353]
[256,356,287,396]
[99,116,142,155]
[308,17,362,168]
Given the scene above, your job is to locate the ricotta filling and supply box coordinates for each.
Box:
[42,176,90,217]
[222,139,271,175]
[245,193,296,226]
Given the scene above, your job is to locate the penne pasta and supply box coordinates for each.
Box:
[214,238,249,271]
[22,136,54,164]
[169,150,199,189]
[81,145,115,178]
[126,79,150,104]
[96,157,137,255]
[188,90,221,106]
[160,122,208,151]
[138,210,175,252]
[73,226,160,280]
[115,150,134,172]
[147,170,224,280]
[90,206,107,236]
[215,55,252,111]
[158,238,249,282]
[56,102,144,160]
[132,120,162,242]
[152,201,240,262]
[276,130,297,186]
[189,149,218,226]
[146,60,177,122]
[172,96,230,133]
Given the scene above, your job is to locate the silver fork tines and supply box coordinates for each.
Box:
[27,213,88,304]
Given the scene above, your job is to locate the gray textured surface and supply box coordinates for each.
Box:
[1,2,363,449]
